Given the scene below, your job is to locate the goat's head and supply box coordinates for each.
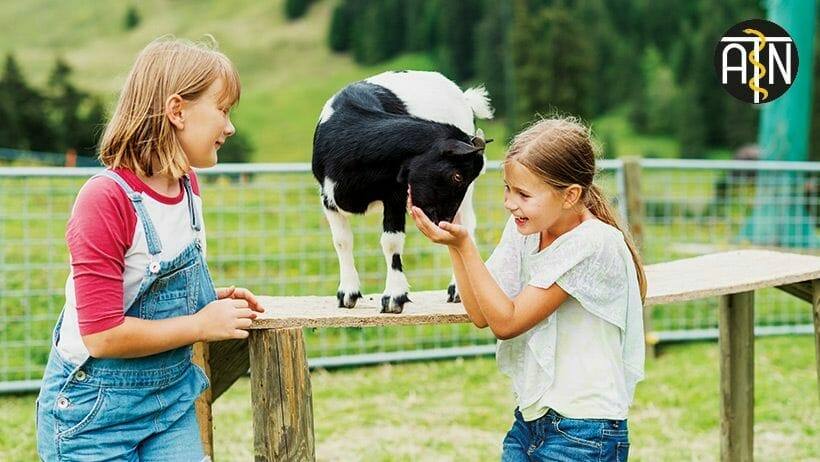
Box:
[399,129,490,224]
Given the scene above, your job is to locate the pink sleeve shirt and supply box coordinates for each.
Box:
[58,168,204,364]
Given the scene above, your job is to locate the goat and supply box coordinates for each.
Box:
[312,70,493,313]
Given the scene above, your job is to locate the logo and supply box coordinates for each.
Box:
[714,19,798,104]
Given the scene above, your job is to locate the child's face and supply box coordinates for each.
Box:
[177,78,236,169]
[502,159,567,235]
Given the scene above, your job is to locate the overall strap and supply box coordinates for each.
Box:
[182,174,201,232]
[92,170,163,256]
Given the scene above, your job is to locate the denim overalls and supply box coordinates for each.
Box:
[36,170,216,461]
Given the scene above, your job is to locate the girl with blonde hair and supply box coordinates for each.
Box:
[36,36,261,461]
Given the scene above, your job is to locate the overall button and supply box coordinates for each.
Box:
[149,261,161,274]
[56,396,70,409]
[74,370,87,382]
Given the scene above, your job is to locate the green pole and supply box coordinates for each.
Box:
[740,0,817,247]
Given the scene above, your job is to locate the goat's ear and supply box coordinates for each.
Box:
[441,139,481,156]
[397,163,410,183]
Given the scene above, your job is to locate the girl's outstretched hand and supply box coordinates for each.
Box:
[407,187,469,249]
[216,285,264,312]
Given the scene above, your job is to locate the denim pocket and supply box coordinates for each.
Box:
[616,441,630,462]
[553,416,603,449]
[54,384,105,439]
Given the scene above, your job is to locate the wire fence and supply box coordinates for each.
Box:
[0,159,817,392]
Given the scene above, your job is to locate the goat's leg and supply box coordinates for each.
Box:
[324,207,362,308]
[448,182,478,303]
[380,201,410,313]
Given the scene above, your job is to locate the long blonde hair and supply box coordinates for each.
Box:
[506,117,647,301]
[99,35,240,178]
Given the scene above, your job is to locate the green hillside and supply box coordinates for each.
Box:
[0,0,512,162]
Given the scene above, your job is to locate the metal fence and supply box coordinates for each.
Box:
[0,159,817,392]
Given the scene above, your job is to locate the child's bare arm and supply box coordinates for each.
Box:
[447,246,488,328]
[456,242,567,339]
[82,297,259,358]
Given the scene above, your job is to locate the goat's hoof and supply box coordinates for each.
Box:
[447,284,461,303]
[337,290,362,308]
[380,293,410,313]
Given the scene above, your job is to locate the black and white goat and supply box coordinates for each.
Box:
[312,70,493,313]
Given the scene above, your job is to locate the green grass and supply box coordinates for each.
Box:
[2,336,818,460]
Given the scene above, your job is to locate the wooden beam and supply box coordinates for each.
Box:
[813,280,820,401]
[208,338,250,401]
[776,280,813,303]
[719,291,754,462]
[250,328,315,462]
[192,342,214,460]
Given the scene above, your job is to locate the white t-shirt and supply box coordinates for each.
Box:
[486,217,645,421]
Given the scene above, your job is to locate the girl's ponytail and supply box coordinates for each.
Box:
[584,184,647,302]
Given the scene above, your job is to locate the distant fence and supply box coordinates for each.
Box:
[0,148,100,167]
[0,158,817,393]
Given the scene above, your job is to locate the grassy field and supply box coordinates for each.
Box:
[1,336,818,461]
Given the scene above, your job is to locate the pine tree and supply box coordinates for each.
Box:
[48,57,87,153]
[475,1,507,114]
[513,2,595,120]
[437,0,482,81]
[328,1,352,52]
[78,97,106,157]
[677,81,707,158]
[124,5,140,31]
[0,54,53,151]
[284,0,311,20]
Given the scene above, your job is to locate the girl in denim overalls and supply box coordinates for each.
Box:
[36,37,262,461]
[410,117,647,461]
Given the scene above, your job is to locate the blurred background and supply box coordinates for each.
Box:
[1,1,818,460]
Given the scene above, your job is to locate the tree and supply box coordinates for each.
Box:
[48,57,88,154]
[352,1,391,65]
[436,0,482,81]
[0,54,53,151]
[328,1,352,52]
[124,5,140,30]
[632,47,679,134]
[677,81,707,158]
[284,0,312,20]
[218,131,254,163]
[513,1,595,120]
[475,1,507,114]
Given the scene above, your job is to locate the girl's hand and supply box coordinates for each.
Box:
[407,188,469,248]
[216,285,264,312]
[195,298,258,341]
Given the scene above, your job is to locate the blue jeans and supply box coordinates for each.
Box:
[501,408,630,462]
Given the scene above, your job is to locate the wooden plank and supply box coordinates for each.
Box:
[248,250,820,329]
[775,280,812,303]
[813,280,820,401]
[250,328,315,462]
[207,338,250,401]
[719,291,754,462]
[192,342,214,460]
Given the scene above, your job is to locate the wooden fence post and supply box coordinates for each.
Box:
[249,328,315,462]
[719,291,755,462]
[622,157,656,358]
[813,279,820,401]
[193,342,214,459]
